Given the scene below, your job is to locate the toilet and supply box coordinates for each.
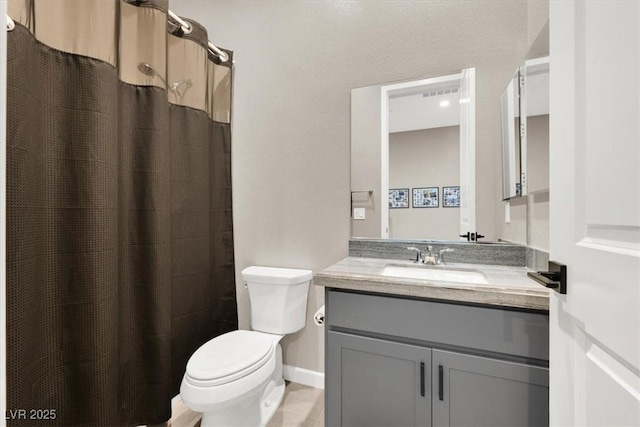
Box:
[180,266,313,427]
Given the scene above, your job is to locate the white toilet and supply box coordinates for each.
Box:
[180,266,313,427]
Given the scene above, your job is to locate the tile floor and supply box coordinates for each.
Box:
[169,382,324,427]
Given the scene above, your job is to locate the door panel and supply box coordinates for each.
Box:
[585,341,640,426]
[550,1,640,425]
[326,331,431,427]
[432,349,548,427]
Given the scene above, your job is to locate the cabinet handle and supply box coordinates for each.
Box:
[438,365,444,401]
[420,362,425,397]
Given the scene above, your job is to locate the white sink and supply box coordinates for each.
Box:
[381,265,490,285]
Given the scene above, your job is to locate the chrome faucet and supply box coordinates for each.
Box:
[437,248,455,265]
[407,246,423,263]
[407,246,455,265]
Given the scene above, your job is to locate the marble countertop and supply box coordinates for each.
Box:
[314,257,550,311]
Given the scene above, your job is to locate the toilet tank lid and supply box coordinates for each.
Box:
[241,266,313,285]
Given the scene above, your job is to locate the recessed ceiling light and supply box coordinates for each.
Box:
[440,100,450,108]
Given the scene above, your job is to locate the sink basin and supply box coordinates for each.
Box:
[381,265,490,285]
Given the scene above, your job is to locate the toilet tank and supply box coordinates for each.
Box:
[241,266,312,335]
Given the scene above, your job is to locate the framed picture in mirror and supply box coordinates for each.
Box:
[389,188,409,208]
[443,186,461,207]
[412,187,439,208]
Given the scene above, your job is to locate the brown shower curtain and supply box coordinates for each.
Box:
[6,1,237,425]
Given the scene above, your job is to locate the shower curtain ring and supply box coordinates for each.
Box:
[168,10,192,35]
[6,15,15,31]
[208,41,229,63]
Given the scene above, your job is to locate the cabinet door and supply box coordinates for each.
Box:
[432,349,549,427]
[326,331,431,427]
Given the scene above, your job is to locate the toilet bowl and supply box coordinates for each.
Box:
[180,266,312,427]
[180,330,284,426]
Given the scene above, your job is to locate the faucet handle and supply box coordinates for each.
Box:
[437,248,455,265]
[407,246,422,262]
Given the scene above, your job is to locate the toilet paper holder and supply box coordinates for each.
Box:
[313,305,325,326]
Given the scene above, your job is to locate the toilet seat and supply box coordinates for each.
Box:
[185,330,275,387]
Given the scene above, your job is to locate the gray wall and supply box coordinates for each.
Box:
[351,85,382,238]
[172,0,529,374]
[389,127,460,240]
[528,0,550,49]
[501,198,528,245]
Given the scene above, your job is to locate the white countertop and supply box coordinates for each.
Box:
[314,257,550,311]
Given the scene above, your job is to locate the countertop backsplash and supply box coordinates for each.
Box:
[526,246,550,272]
[349,238,527,267]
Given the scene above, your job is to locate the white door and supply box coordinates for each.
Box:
[550,1,640,426]
[459,68,476,238]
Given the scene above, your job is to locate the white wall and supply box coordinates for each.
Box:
[171,0,528,374]
[389,127,460,240]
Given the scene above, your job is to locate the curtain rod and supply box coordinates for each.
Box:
[6,14,15,31]
[167,10,229,63]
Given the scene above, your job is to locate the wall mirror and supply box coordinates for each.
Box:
[501,22,549,202]
[523,58,549,193]
[350,69,476,241]
[501,68,523,200]
[499,21,549,250]
[523,23,549,196]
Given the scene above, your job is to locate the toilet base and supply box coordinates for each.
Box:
[259,377,285,426]
[198,344,285,427]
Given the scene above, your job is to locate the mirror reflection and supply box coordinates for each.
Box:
[501,20,550,249]
[350,21,549,245]
[500,21,549,202]
[388,83,461,240]
[351,69,476,241]
[501,68,523,200]
[523,57,549,194]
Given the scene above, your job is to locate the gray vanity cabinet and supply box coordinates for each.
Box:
[432,349,549,427]
[325,289,549,426]
[326,331,431,427]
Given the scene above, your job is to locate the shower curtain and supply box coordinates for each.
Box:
[6,1,237,425]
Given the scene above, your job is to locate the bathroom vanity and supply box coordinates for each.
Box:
[315,257,550,427]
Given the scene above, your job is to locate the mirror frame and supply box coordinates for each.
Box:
[522,56,550,194]
[501,67,524,200]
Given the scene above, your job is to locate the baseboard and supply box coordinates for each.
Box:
[283,365,325,390]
